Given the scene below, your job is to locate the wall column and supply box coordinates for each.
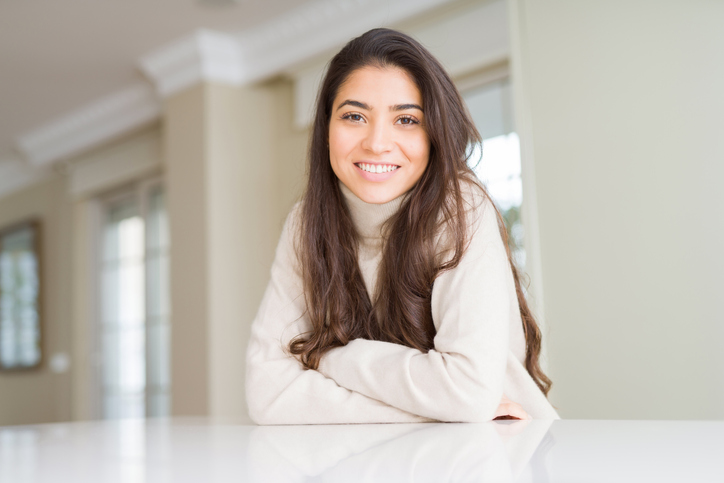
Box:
[164,81,277,420]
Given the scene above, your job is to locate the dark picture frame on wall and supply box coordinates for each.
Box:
[0,219,42,371]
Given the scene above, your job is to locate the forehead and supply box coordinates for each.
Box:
[335,66,422,105]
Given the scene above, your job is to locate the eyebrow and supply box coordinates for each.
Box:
[391,103,423,112]
[335,100,423,112]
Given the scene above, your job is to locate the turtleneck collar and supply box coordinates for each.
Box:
[339,181,407,240]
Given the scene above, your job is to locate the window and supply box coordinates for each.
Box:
[97,180,170,418]
[0,221,41,370]
[462,78,526,271]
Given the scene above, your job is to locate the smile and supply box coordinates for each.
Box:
[355,163,400,174]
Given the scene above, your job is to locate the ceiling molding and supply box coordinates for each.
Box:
[17,83,161,168]
[141,0,458,98]
[236,0,458,84]
[8,0,463,196]
[140,29,245,98]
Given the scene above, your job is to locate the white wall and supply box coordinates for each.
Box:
[512,0,724,419]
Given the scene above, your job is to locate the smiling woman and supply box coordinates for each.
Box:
[245,28,558,424]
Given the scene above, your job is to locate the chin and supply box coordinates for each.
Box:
[362,195,392,204]
[345,179,408,205]
[358,190,400,205]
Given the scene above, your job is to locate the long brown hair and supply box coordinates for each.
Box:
[289,28,552,396]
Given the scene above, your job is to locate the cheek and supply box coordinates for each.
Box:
[403,134,431,167]
[329,129,357,162]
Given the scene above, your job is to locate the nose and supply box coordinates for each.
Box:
[361,122,394,155]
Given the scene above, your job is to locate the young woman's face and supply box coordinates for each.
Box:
[329,66,430,204]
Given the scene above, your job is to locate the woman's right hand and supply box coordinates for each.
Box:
[493,394,531,420]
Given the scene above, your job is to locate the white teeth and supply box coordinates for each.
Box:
[357,164,398,173]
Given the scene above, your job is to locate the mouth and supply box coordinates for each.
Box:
[354,162,400,174]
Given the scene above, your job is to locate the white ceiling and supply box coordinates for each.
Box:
[0,0,314,162]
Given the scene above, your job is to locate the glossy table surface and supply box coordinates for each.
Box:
[0,418,722,482]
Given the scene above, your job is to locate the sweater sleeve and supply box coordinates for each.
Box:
[317,195,521,422]
[245,206,433,425]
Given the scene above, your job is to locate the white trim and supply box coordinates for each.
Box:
[141,0,459,99]
[140,30,245,98]
[508,0,548,368]
[17,83,161,168]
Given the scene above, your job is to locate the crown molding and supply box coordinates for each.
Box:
[140,29,245,98]
[10,0,461,189]
[141,0,458,98]
[17,83,161,168]
[236,0,459,83]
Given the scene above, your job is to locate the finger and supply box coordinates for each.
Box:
[495,403,529,420]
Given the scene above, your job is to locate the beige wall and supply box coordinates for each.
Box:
[0,174,74,426]
[0,126,163,425]
[0,76,308,426]
[164,84,211,416]
[0,126,166,426]
[164,79,308,421]
[513,0,724,419]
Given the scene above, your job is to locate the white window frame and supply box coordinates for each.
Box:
[456,63,548,367]
[87,175,169,419]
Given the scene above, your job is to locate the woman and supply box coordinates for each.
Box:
[246,28,559,424]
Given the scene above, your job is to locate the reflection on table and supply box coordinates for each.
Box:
[248,419,552,482]
[0,418,722,482]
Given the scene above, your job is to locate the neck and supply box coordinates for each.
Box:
[338,182,407,240]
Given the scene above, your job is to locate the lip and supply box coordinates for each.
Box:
[354,162,400,182]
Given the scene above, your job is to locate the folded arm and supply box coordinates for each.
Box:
[246,209,433,425]
[317,198,514,422]
[247,322,432,425]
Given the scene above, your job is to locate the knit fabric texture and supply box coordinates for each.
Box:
[245,180,560,424]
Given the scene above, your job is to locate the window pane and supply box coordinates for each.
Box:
[145,185,170,418]
[101,197,146,419]
[98,184,170,419]
[0,224,41,369]
[463,80,526,271]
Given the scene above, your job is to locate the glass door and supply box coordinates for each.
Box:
[98,179,170,418]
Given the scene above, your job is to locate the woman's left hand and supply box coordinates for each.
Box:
[493,394,531,420]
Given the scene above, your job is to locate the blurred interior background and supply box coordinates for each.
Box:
[0,0,722,426]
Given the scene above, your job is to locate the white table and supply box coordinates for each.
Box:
[1,418,722,482]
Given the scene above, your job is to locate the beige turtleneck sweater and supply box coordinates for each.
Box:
[245,181,559,424]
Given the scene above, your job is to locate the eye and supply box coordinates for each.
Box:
[341,112,365,122]
[396,115,420,125]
